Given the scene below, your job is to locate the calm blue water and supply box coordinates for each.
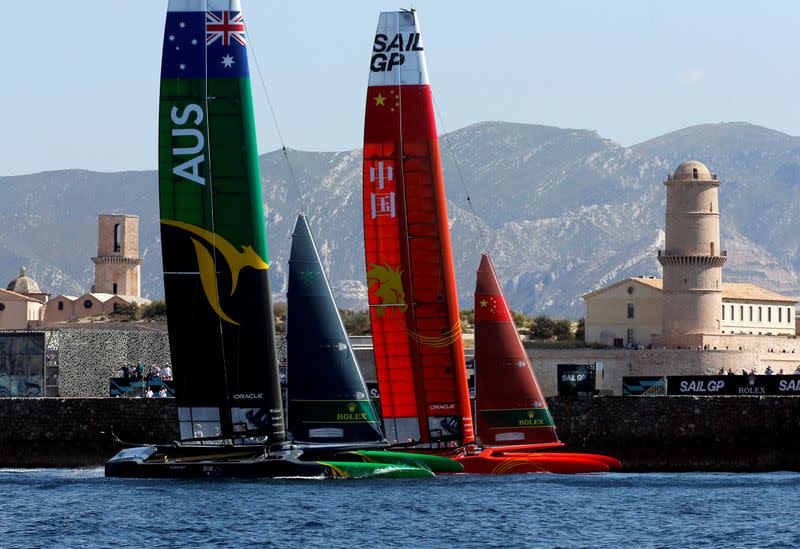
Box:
[0,469,798,548]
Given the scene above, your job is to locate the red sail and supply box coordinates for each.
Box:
[474,254,560,446]
[363,10,473,447]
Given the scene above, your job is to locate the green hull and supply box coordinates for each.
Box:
[330,450,464,473]
[319,460,435,479]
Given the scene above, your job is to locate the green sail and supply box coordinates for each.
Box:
[157,3,284,443]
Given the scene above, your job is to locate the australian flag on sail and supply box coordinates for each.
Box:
[161,11,249,78]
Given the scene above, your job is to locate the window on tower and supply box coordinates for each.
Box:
[749,306,753,321]
[627,303,634,319]
[722,305,725,320]
[113,223,122,253]
[692,168,699,179]
[710,242,715,256]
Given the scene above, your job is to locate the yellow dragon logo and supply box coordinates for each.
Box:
[366,263,406,316]
[162,219,269,325]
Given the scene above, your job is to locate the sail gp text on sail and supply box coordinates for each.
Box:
[371,32,423,72]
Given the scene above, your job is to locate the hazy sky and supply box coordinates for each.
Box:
[3,1,798,175]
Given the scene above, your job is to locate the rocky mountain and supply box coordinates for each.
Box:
[1,121,798,317]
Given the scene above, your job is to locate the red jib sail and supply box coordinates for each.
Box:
[363,10,473,447]
[474,254,560,446]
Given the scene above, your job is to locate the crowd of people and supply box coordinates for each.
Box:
[119,363,172,382]
[716,365,800,376]
[117,363,173,398]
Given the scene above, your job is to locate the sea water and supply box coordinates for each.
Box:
[0,469,797,548]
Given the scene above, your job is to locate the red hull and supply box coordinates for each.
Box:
[391,445,620,475]
[455,453,609,475]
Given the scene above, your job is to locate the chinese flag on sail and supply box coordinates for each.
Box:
[475,294,513,322]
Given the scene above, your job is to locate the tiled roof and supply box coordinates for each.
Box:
[587,277,797,303]
[0,289,44,303]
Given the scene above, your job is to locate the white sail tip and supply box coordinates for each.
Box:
[369,10,429,87]
[168,0,242,11]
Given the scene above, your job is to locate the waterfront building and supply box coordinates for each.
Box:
[584,277,796,347]
[584,160,797,349]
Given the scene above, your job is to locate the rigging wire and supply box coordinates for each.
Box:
[243,20,310,219]
[203,0,232,421]
[431,95,489,253]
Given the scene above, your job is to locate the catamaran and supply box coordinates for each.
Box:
[362,9,619,474]
[463,254,621,474]
[105,0,445,479]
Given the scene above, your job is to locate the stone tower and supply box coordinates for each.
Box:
[91,214,144,297]
[657,161,726,346]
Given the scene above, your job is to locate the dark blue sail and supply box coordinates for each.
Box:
[287,215,385,444]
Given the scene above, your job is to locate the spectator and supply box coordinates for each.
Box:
[162,365,173,381]
[717,367,726,375]
[158,386,168,398]
[144,387,154,398]
[135,363,145,380]
[727,368,734,376]
[779,368,785,375]
[794,365,800,375]
[121,365,130,380]
[151,364,162,378]
[765,366,774,375]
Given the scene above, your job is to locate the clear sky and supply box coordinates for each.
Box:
[3,0,799,176]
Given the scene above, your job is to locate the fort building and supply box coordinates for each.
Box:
[584,277,796,347]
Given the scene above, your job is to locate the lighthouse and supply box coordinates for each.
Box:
[657,160,726,346]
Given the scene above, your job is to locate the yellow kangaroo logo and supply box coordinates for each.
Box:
[366,263,406,316]
[162,219,269,325]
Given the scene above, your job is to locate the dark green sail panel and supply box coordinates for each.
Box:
[287,215,385,444]
[157,4,284,443]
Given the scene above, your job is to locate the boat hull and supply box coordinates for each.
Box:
[454,447,621,474]
[386,445,620,475]
[104,446,434,479]
[325,450,464,473]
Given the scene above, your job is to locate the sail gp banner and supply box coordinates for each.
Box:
[624,375,800,396]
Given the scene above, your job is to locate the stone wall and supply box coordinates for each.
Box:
[0,398,177,467]
[2,396,800,471]
[526,346,800,396]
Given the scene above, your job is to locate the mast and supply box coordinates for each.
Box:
[474,254,559,445]
[158,0,284,444]
[362,11,474,447]
[286,215,385,445]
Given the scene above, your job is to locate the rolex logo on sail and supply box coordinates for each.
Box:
[336,402,368,422]
[518,410,546,427]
